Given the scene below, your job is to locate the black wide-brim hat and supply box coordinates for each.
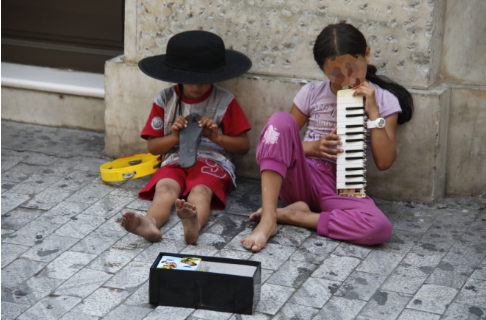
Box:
[138,30,252,84]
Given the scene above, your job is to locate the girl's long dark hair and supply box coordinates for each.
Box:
[313,22,413,124]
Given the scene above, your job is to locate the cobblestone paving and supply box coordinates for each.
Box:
[2,120,486,320]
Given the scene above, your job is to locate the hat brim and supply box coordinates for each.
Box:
[138,49,252,84]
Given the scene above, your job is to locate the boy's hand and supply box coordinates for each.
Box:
[171,115,187,138]
[199,116,219,141]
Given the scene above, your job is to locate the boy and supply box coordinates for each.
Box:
[121,30,252,244]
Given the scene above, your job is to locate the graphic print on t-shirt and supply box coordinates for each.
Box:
[151,116,164,130]
[305,102,337,142]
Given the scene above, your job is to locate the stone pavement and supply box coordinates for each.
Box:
[2,120,486,320]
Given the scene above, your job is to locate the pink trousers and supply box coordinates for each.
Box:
[256,112,392,245]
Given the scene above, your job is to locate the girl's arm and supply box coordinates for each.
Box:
[368,114,398,170]
[290,104,343,160]
[199,116,250,154]
[353,82,398,171]
[147,115,187,155]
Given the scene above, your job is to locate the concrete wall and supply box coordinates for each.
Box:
[1,87,105,131]
[104,0,485,202]
[446,87,486,196]
[439,0,486,196]
[440,0,486,86]
[104,56,164,156]
[367,85,451,202]
[129,0,444,89]
[1,63,106,132]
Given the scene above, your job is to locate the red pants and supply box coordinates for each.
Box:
[139,159,233,210]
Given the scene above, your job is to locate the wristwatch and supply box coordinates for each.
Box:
[367,118,386,129]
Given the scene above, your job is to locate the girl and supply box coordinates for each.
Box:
[241,22,413,252]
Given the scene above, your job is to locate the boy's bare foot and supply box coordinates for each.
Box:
[121,211,162,242]
[241,218,278,252]
[175,199,200,244]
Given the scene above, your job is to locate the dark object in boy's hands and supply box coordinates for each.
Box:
[179,113,203,168]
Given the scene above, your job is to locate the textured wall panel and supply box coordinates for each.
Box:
[134,0,444,89]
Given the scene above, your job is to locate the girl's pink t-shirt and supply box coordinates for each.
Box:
[293,80,402,161]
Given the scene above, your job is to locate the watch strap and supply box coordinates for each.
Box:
[367,118,385,129]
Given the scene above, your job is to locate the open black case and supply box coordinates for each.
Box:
[149,252,262,315]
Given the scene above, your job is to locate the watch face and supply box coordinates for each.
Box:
[378,118,386,128]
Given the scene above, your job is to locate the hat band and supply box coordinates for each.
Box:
[165,54,225,73]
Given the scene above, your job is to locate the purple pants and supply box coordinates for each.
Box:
[256,112,392,245]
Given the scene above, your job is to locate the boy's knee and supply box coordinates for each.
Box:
[188,185,212,200]
[155,181,180,198]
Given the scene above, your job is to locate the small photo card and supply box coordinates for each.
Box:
[157,256,202,271]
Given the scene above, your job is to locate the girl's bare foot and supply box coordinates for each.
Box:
[242,202,313,252]
[175,199,200,244]
[249,201,311,223]
[248,208,263,222]
[121,211,162,242]
[241,217,278,252]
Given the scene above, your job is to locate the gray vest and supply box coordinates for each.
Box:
[155,85,237,184]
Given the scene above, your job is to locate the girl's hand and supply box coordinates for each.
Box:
[315,127,343,159]
[199,116,219,141]
[171,115,187,138]
[353,81,380,120]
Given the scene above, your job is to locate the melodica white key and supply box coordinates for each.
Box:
[336,88,366,198]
